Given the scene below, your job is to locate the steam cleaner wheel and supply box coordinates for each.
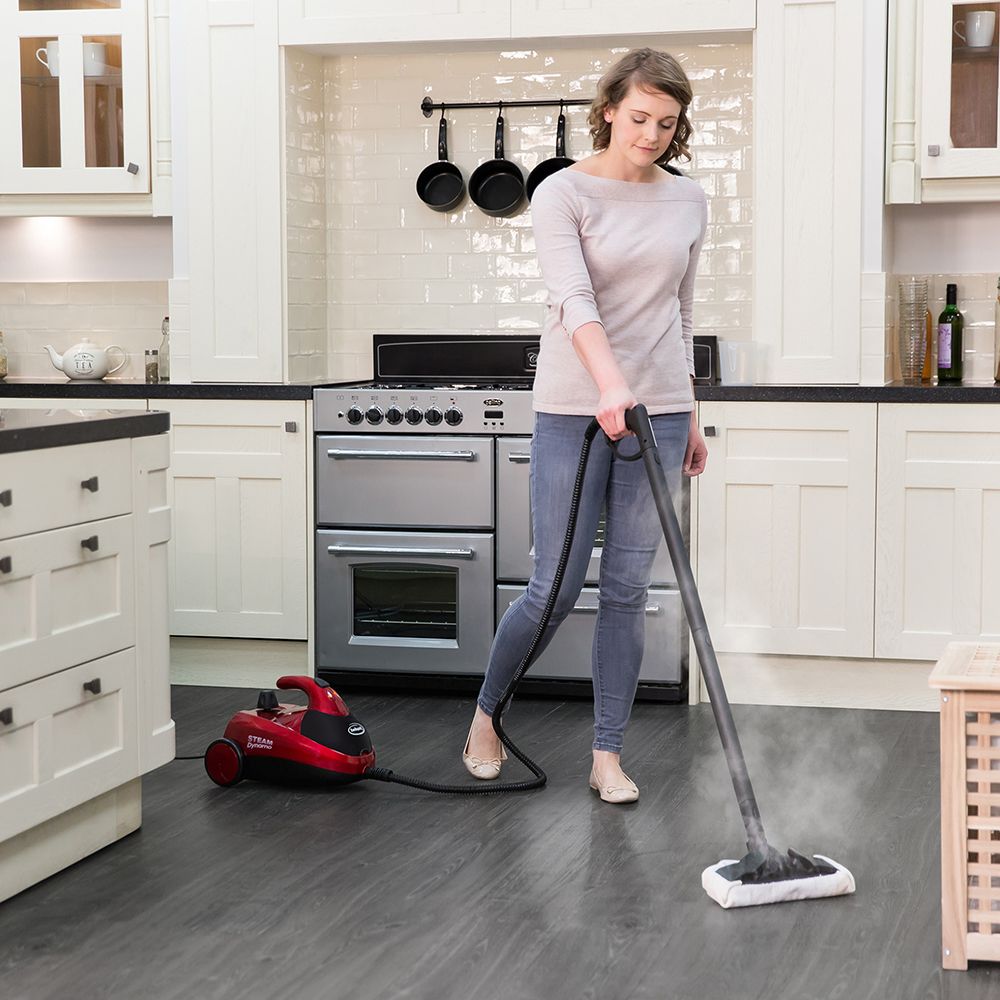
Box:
[204,738,244,786]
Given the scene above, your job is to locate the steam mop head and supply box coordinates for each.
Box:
[702,847,856,909]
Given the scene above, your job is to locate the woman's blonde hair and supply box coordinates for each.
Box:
[588,48,693,165]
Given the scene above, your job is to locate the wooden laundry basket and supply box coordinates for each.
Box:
[930,642,1000,970]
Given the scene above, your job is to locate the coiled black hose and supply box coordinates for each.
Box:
[364,418,603,794]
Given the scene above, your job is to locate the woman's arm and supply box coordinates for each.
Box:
[570,321,636,441]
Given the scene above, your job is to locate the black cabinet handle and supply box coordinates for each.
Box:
[0,556,11,574]
[83,678,102,696]
[0,489,11,507]
[81,476,99,492]
[0,708,12,726]
[703,426,718,437]
[81,535,99,552]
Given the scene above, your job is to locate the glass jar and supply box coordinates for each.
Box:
[144,348,158,384]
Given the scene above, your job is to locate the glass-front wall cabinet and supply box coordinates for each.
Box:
[922,1,1000,178]
[0,0,148,193]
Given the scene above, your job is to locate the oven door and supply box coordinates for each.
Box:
[496,437,677,585]
[316,529,494,674]
[316,435,493,529]
[496,585,685,683]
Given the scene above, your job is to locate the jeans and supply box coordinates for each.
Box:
[478,410,690,753]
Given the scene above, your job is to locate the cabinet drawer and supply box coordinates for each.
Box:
[0,438,132,541]
[0,514,135,690]
[0,648,138,844]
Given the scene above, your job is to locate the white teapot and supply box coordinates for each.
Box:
[44,338,127,380]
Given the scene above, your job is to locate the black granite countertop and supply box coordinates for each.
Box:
[694,380,1000,402]
[0,378,318,400]
[0,407,170,454]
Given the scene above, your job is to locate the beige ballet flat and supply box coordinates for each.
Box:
[462,720,507,780]
[589,767,639,804]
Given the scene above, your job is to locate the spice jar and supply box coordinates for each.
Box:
[145,349,159,384]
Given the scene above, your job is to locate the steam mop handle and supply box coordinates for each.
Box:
[276,675,350,716]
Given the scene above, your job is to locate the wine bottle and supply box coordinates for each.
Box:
[937,283,964,383]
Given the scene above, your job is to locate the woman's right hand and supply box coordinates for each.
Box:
[596,382,638,441]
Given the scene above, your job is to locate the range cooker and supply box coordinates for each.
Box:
[313,334,687,702]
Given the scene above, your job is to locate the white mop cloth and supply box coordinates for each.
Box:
[701,855,856,909]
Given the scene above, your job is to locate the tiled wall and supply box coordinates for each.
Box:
[887,273,997,381]
[0,281,168,379]
[286,51,329,383]
[307,39,753,380]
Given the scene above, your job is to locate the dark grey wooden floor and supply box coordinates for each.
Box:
[4,687,1000,1000]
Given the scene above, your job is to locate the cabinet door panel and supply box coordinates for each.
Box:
[0,648,138,843]
[697,402,876,657]
[162,400,308,639]
[0,514,135,690]
[876,404,1000,659]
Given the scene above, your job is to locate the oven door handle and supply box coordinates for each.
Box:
[326,449,478,462]
[506,452,531,463]
[327,544,476,560]
[570,603,662,615]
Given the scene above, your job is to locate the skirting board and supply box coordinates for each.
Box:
[0,779,141,904]
[693,652,940,712]
[169,637,309,688]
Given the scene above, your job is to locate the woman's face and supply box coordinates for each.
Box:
[604,83,682,169]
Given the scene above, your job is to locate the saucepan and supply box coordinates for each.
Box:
[526,103,575,202]
[469,105,524,217]
[416,113,465,212]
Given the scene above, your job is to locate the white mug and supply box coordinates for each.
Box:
[35,40,59,78]
[82,42,107,77]
[955,10,997,47]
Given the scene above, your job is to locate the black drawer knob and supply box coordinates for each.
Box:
[0,489,11,507]
[83,678,102,696]
[81,535,100,552]
[81,476,100,492]
[0,707,12,726]
[0,556,11,574]
[703,426,718,437]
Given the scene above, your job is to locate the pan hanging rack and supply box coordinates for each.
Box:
[421,96,592,117]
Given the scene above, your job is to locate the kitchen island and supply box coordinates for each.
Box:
[0,407,174,903]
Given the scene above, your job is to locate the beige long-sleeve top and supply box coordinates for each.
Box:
[529,167,707,416]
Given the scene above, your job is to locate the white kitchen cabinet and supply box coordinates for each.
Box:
[696,401,877,658]
[0,418,172,902]
[0,0,172,216]
[888,0,1000,202]
[172,0,283,382]
[279,0,510,44]
[754,0,865,383]
[510,0,754,38]
[876,404,1000,659]
[158,398,308,640]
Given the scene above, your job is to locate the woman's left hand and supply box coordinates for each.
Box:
[683,416,708,477]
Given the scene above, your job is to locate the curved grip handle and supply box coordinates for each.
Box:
[495,113,505,159]
[556,112,567,157]
[105,346,128,375]
[275,675,349,716]
[437,115,449,161]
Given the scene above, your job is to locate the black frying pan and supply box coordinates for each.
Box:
[526,105,574,201]
[416,115,465,212]
[469,109,524,217]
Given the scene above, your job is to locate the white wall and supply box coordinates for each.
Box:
[0,218,172,282]
[890,203,1000,274]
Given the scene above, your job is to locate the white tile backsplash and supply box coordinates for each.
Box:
[284,38,754,381]
[0,281,168,379]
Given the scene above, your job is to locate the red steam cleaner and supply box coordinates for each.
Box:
[202,405,855,908]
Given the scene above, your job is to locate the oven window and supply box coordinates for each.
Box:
[353,564,458,640]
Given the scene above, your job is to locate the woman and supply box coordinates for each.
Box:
[463,48,709,803]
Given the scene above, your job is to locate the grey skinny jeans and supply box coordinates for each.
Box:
[478,410,690,753]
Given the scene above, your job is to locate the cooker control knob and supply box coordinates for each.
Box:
[425,406,443,426]
[346,406,364,425]
[365,406,384,425]
[444,406,463,426]
[385,405,403,425]
[405,406,423,425]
